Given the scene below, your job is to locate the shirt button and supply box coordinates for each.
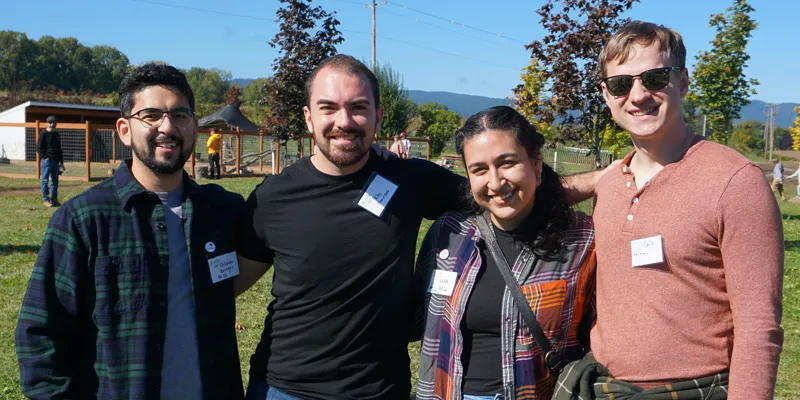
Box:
[622,166,628,173]
[505,317,511,322]
[160,258,169,267]
[627,214,633,221]
[159,301,166,307]
[155,344,162,351]
[157,223,166,232]
[626,181,632,188]
[633,197,639,203]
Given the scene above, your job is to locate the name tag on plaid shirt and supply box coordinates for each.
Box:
[429,270,457,296]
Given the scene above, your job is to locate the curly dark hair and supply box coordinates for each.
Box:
[118,63,195,117]
[455,106,574,261]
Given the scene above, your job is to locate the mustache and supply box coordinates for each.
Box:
[148,134,184,145]
[325,127,367,138]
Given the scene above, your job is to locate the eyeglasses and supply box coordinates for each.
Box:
[602,67,683,97]
[125,108,194,129]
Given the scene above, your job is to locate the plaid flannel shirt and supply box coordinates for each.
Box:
[15,161,245,399]
[413,211,597,400]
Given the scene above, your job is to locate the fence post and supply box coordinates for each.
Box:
[235,127,241,175]
[310,135,315,155]
[85,121,91,181]
[111,130,117,163]
[190,149,196,179]
[425,137,431,161]
[35,120,41,179]
[299,136,304,158]
[274,137,281,175]
[553,144,558,173]
[259,134,264,172]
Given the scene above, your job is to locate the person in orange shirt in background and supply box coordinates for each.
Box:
[206,127,222,179]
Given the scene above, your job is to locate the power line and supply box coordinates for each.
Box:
[341,29,516,70]
[131,0,273,21]
[380,8,524,51]
[385,1,527,44]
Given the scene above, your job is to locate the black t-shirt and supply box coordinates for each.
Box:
[461,224,521,395]
[237,147,465,400]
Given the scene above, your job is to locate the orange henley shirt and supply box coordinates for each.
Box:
[590,136,784,399]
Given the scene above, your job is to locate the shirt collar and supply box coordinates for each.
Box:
[115,160,200,210]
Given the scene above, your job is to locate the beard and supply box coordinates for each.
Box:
[315,126,371,167]
[132,134,192,174]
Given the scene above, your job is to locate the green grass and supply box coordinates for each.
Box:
[0,175,797,399]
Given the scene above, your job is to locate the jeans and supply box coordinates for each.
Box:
[463,395,504,400]
[245,379,305,400]
[41,158,59,202]
[208,153,221,179]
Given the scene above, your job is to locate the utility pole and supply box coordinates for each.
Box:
[365,0,387,70]
[764,104,779,161]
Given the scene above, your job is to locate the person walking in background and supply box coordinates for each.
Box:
[787,162,800,197]
[207,127,223,179]
[36,115,63,207]
[389,134,407,158]
[772,158,786,201]
[400,131,411,159]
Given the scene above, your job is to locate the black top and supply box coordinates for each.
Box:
[37,129,63,162]
[461,223,521,395]
[237,147,466,400]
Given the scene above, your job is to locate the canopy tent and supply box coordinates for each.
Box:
[197,104,261,133]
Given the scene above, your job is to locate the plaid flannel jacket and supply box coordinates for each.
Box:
[412,211,597,400]
[15,161,245,399]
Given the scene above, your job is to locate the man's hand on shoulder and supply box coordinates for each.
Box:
[562,160,622,205]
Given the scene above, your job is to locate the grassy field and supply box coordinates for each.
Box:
[0,169,798,399]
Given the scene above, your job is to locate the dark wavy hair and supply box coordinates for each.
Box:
[119,63,195,117]
[455,106,573,260]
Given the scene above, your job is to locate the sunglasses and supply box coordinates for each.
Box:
[602,67,683,97]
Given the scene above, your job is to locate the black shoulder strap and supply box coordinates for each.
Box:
[475,214,563,373]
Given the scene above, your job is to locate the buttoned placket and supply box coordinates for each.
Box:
[621,165,643,234]
[498,248,536,400]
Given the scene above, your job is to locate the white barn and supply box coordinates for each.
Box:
[0,101,119,161]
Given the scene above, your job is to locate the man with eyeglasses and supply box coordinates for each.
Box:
[16,63,246,399]
[554,21,783,400]
[36,115,64,207]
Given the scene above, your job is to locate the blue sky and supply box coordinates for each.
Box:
[2,0,797,103]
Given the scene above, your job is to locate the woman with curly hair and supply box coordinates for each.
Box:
[412,106,597,400]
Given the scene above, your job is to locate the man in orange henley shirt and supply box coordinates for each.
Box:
[590,21,783,399]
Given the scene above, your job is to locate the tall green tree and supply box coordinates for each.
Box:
[90,46,131,94]
[242,78,271,125]
[511,57,560,142]
[374,63,415,137]
[688,0,758,144]
[418,103,462,156]
[182,67,232,105]
[0,31,38,90]
[263,0,343,140]
[524,0,638,167]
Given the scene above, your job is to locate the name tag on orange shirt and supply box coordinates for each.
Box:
[631,235,664,267]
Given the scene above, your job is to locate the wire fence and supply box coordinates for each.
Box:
[0,122,432,181]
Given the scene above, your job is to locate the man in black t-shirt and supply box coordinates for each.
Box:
[235,55,604,400]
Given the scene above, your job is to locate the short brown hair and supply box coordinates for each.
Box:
[305,54,380,108]
[599,21,686,77]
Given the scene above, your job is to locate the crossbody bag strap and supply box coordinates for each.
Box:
[475,214,563,373]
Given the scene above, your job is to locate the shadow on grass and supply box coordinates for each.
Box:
[0,244,40,255]
[786,240,800,252]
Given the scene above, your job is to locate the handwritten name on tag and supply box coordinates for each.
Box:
[631,235,664,267]
[357,174,398,217]
[208,251,240,283]
[429,270,458,296]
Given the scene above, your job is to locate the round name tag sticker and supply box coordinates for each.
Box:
[205,242,216,253]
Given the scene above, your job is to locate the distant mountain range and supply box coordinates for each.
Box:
[232,79,797,128]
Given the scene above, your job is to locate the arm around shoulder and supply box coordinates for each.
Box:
[15,207,87,397]
[718,164,783,398]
